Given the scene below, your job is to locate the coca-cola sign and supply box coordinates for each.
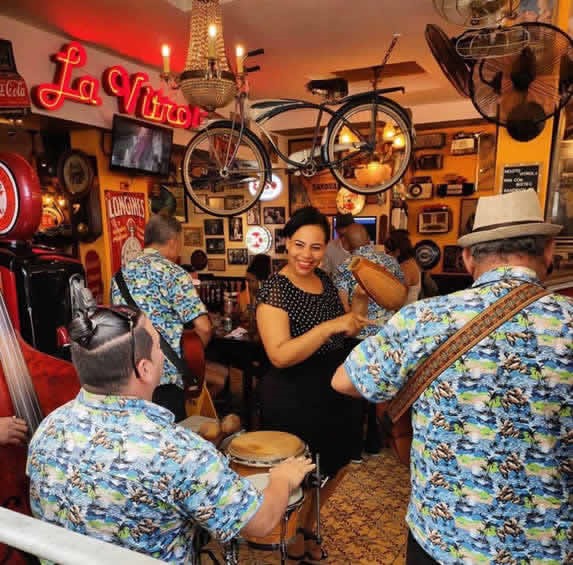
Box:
[0,76,30,109]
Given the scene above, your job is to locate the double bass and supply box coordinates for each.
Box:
[0,290,80,563]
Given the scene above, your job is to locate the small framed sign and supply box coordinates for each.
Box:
[501,163,540,193]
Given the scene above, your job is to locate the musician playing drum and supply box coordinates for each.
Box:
[26,306,314,564]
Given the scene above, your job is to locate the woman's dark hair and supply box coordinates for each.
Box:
[282,206,330,243]
[247,253,271,281]
[384,229,415,262]
[68,306,153,392]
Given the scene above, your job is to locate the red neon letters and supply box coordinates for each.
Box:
[33,43,205,129]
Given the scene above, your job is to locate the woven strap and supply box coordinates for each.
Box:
[387,283,550,423]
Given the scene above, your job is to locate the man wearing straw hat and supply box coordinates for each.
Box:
[333,190,572,564]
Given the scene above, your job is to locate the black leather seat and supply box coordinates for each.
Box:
[305,78,348,99]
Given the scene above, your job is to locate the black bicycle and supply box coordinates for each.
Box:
[182,35,414,216]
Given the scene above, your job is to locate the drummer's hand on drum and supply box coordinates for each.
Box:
[0,416,28,446]
[329,311,369,337]
[270,456,315,492]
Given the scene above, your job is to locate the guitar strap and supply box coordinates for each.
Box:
[387,282,550,423]
[113,270,199,392]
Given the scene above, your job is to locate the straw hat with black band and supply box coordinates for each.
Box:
[457,189,562,248]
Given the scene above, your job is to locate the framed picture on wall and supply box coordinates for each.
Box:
[225,195,244,211]
[459,198,478,237]
[275,228,286,254]
[183,226,203,247]
[263,206,286,224]
[288,139,312,216]
[204,218,224,236]
[443,245,467,274]
[247,202,261,225]
[193,194,207,215]
[228,217,244,241]
[206,238,225,254]
[207,196,225,211]
[227,248,249,265]
[207,258,226,271]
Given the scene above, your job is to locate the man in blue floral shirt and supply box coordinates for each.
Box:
[334,223,405,339]
[333,190,572,564]
[27,306,314,563]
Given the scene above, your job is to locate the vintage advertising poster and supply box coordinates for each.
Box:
[105,190,146,273]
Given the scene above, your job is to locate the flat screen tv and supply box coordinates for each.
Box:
[332,215,377,243]
[110,114,173,177]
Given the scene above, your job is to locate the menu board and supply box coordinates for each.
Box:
[501,164,540,193]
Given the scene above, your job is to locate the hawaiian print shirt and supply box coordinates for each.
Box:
[343,267,572,564]
[110,248,207,387]
[334,244,404,338]
[27,390,261,564]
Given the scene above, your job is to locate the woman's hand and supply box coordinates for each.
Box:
[0,416,28,446]
[351,285,369,316]
[329,312,369,337]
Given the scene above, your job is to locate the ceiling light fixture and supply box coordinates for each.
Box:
[160,0,236,112]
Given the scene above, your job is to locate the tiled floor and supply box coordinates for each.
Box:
[205,449,411,564]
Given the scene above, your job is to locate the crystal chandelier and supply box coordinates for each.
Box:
[160,0,237,112]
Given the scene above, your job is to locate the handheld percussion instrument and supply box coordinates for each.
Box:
[349,255,407,311]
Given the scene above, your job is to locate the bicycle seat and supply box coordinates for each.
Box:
[305,78,348,100]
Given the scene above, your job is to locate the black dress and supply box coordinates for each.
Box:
[257,269,356,477]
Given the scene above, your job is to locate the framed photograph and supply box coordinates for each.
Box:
[227,248,249,265]
[207,258,226,272]
[193,194,207,215]
[275,228,286,254]
[459,198,478,237]
[288,139,312,216]
[263,206,286,224]
[170,183,188,223]
[247,202,261,225]
[0,40,16,73]
[207,196,225,211]
[272,258,288,273]
[204,218,224,236]
[225,195,244,211]
[443,245,468,274]
[206,238,226,254]
[183,226,203,247]
[228,217,244,241]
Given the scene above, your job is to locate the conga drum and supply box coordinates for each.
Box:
[349,256,407,311]
[242,473,304,549]
[226,431,307,476]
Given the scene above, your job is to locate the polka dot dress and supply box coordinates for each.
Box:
[256,268,356,476]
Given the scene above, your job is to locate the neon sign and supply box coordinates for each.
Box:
[32,42,205,129]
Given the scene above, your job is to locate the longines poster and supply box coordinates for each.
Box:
[105,190,145,273]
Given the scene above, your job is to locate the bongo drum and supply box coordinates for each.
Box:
[242,473,304,549]
[349,256,408,311]
[226,431,306,476]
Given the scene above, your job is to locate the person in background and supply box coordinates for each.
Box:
[384,229,422,303]
[333,190,571,564]
[334,223,405,460]
[111,214,212,421]
[256,206,368,561]
[27,306,314,564]
[321,213,355,276]
[246,253,272,302]
[0,416,27,445]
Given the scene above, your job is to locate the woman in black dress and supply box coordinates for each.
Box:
[256,206,367,560]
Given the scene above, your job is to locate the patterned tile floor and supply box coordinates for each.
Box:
[205,449,411,564]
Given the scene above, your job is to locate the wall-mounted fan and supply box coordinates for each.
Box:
[456,25,530,59]
[469,22,573,141]
[433,0,520,29]
[425,24,473,97]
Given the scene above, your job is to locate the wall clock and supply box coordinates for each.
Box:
[336,187,365,215]
[58,150,94,199]
[246,225,272,255]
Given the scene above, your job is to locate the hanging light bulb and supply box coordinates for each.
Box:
[339,126,359,145]
[383,123,396,141]
[393,132,406,149]
[57,196,67,208]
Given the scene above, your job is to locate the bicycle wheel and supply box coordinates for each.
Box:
[182,120,271,217]
[325,98,413,194]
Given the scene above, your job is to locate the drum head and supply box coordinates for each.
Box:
[246,473,303,507]
[228,431,305,465]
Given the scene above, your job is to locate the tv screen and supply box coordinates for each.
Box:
[110,115,173,176]
[333,215,377,243]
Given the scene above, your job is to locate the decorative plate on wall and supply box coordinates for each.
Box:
[336,187,365,215]
[58,150,94,199]
[246,225,272,255]
[190,249,208,271]
[414,239,441,270]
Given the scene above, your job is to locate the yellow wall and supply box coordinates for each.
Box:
[71,129,149,303]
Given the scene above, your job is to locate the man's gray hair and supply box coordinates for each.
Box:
[469,235,549,262]
[144,214,182,246]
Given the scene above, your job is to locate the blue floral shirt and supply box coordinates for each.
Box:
[334,244,404,338]
[27,390,261,564]
[110,249,207,387]
[343,267,573,564]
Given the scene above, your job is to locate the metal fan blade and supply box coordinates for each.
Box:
[456,25,530,59]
